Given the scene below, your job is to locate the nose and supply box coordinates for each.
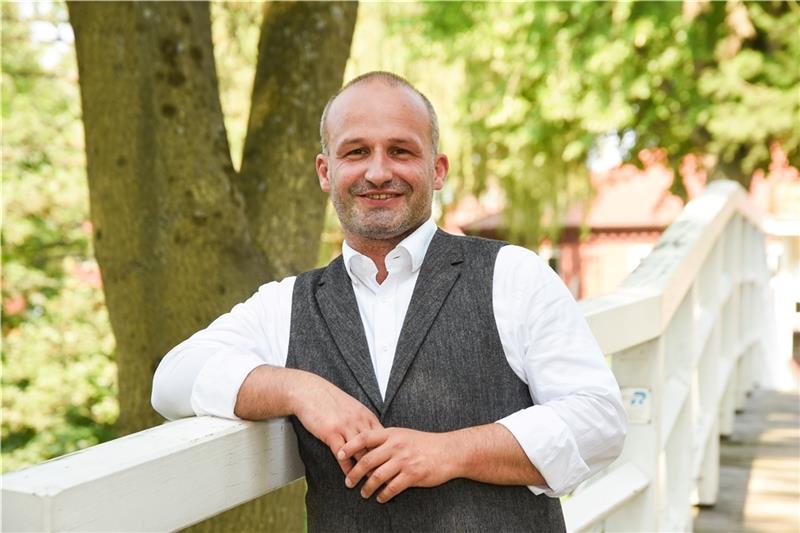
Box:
[364,152,392,186]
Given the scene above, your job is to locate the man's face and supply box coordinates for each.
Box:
[316,81,448,247]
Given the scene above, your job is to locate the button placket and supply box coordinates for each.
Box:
[373,279,397,397]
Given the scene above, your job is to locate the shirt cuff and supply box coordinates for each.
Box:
[497,405,590,496]
[190,351,267,419]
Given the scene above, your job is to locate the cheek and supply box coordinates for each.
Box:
[332,164,364,187]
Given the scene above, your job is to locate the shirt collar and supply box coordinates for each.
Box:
[342,219,438,282]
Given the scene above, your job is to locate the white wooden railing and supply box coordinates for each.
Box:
[563,180,769,531]
[2,180,770,532]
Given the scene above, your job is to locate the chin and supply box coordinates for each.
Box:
[351,218,413,240]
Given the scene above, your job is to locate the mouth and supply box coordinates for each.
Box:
[356,191,404,206]
[361,193,401,200]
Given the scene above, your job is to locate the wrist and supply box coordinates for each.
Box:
[441,430,468,481]
[281,368,312,417]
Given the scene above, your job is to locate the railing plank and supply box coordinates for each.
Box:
[2,417,303,532]
[563,463,650,533]
[579,288,661,354]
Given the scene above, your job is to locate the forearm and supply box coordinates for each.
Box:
[446,423,546,487]
[235,365,381,476]
[233,365,313,420]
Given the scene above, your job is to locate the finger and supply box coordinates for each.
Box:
[345,445,392,489]
[376,472,410,504]
[338,433,367,462]
[338,432,366,473]
[338,456,355,475]
[327,434,353,476]
[360,460,401,499]
[338,428,386,461]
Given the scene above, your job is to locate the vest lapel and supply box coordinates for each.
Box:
[382,231,464,413]
[315,257,384,413]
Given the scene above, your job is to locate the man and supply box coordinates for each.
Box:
[152,71,626,532]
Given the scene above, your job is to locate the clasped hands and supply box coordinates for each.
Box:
[295,375,456,504]
[236,366,543,500]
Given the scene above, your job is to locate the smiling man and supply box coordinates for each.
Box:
[152,71,626,532]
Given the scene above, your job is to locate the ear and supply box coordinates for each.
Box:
[432,153,449,191]
[316,153,330,192]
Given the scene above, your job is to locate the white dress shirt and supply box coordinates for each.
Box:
[152,219,626,496]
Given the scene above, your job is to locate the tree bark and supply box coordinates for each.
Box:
[68,1,357,530]
[238,2,358,279]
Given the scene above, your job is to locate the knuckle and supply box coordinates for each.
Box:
[363,478,378,493]
[383,484,397,498]
[369,469,385,485]
[360,455,374,469]
[348,464,363,480]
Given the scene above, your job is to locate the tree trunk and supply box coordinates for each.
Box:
[68,1,357,530]
[238,2,358,279]
[68,0,267,435]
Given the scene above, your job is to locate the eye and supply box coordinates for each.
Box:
[345,148,367,157]
[390,147,411,156]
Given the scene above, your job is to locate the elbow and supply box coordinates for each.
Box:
[150,389,169,422]
[606,394,628,464]
[151,358,178,421]
[610,413,627,463]
[590,391,628,469]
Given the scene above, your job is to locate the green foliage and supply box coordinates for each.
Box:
[1,1,117,472]
[388,0,800,244]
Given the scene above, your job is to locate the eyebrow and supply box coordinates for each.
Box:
[338,137,365,146]
[337,137,422,149]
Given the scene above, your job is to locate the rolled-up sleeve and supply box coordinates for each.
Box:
[151,276,295,421]
[494,246,627,496]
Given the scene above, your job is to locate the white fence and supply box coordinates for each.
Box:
[2,181,770,532]
[564,180,769,531]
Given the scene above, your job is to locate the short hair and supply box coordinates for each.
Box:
[319,71,440,155]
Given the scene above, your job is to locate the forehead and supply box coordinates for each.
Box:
[325,81,431,148]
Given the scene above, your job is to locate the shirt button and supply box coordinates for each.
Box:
[381,346,388,352]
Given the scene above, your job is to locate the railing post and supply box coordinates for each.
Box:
[750,227,770,391]
[719,215,742,436]
[737,234,754,411]
[693,240,724,507]
[661,290,695,531]
[604,337,664,532]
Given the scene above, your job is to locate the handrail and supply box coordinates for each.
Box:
[2,418,302,532]
[580,180,761,349]
[2,180,770,532]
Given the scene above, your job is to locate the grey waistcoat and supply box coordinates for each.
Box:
[287,230,566,533]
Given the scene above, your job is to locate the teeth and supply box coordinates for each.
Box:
[367,194,394,200]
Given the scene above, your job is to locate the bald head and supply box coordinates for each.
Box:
[319,71,440,155]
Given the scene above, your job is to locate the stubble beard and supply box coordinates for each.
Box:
[331,181,432,242]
